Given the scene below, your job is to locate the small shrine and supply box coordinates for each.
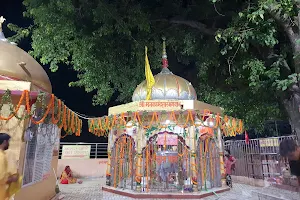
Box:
[89,39,243,198]
[0,16,81,200]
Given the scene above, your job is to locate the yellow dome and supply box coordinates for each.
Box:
[132,67,197,101]
[0,34,52,93]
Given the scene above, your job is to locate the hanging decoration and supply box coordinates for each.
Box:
[88,109,243,137]
[0,90,82,137]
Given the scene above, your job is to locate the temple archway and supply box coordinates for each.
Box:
[110,134,135,189]
[140,132,191,192]
[196,137,221,190]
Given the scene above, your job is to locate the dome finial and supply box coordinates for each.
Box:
[0,16,8,42]
[0,16,5,32]
[162,37,168,68]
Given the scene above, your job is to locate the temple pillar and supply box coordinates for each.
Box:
[106,151,112,186]
[217,127,226,186]
[189,126,196,152]
[106,129,114,186]
[135,127,143,192]
[189,126,198,191]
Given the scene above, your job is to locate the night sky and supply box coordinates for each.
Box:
[1,0,115,143]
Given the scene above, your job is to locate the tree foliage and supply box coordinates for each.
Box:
[9,0,300,132]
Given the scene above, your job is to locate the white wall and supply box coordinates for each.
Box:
[57,158,108,178]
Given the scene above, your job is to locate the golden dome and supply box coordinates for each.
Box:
[0,18,52,93]
[132,68,197,101]
[132,38,197,101]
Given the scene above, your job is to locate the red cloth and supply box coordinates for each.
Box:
[65,166,71,175]
[60,179,69,184]
[245,131,249,144]
[225,156,236,175]
[229,155,236,171]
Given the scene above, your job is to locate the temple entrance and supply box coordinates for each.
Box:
[110,134,135,189]
[140,132,191,192]
[196,137,221,190]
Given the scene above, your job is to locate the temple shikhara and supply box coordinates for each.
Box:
[0,17,81,200]
[89,39,244,198]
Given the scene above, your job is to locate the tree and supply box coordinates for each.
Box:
[9,0,300,137]
[213,0,300,136]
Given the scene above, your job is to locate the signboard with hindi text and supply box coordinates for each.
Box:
[259,138,279,147]
[61,145,91,159]
[138,100,182,110]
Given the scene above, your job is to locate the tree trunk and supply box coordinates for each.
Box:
[283,93,300,140]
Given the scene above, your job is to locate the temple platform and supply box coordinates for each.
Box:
[51,178,299,200]
[102,186,230,199]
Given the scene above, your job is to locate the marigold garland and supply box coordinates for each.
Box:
[0,90,25,121]
[88,110,244,137]
[0,90,82,138]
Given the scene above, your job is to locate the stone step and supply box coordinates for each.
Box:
[252,187,300,200]
[252,191,286,200]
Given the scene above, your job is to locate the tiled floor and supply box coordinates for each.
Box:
[57,178,299,200]
[58,179,103,200]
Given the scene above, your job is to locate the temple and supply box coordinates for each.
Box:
[0,16,81,200]
[0,14,243,199]
[89,39,244,198]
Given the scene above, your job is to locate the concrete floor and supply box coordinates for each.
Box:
[56,178,299,200]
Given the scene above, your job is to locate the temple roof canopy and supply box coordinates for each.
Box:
[108,100,223,115]
[0,16,52,93]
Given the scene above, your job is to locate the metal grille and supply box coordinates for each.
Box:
[110,135,135,190]
[109,133,221,192]
[140,134,185,192]
[196,138,221,189]
[22,123,58,186]
[22,130,37,185]
[224,135,297,179]
[59,142,108,159]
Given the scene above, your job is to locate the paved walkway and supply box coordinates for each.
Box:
[57,178,299,200]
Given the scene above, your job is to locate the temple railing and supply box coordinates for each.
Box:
[59,142,108,159]
[224,135,297,180]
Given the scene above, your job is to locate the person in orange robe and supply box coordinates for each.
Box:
[60,166,80,184]
[0,133,19,200]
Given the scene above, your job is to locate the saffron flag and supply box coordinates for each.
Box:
[245,131,249,144]
[145,46,155,100]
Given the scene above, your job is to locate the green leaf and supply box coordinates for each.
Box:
[259,13,264,19]
[282,86,287,91]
